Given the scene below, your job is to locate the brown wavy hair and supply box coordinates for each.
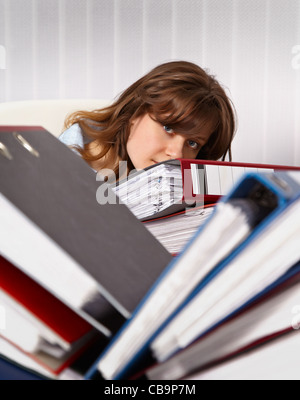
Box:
[64,61,236,177]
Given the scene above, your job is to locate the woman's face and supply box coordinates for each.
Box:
[126,113,212,170]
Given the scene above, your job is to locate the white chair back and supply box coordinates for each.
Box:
[0,99,110,137]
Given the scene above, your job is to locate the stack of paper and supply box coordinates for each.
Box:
[113,162,184,220]
[144,206,215,255]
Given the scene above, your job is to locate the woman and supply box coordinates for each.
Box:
[59,60,236,179]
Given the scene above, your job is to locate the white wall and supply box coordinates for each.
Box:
[0,0,299,165]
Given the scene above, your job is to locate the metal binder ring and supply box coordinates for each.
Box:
[13,132,40,158]
[0,142,13,160]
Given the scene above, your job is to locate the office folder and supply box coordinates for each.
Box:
[0,126,172,338]
[113,158,300,221]
[0,355,46,381]
[189,329,300,381]
[179,158,300,202]
[88,170,300,380]
[0,255,98,375]
[144,262,300,379]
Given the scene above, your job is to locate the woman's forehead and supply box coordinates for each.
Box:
[152,107,217,134]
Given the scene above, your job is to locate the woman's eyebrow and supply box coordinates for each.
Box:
[189,133,206,141]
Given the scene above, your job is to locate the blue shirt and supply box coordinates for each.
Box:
[58,123,86,150]
[59,124,98,173]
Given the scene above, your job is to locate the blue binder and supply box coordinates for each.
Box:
[0,357,46,380]
[86,171,300,380]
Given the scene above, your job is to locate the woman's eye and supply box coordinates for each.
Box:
[163,126,174,134]
[187,140,199,150]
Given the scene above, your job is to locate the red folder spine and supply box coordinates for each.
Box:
[0,256,92,342]
[178,158,300,204]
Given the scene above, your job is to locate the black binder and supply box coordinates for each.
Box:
[0,126,172,336]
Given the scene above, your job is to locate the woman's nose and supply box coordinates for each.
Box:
[165,135,185,159]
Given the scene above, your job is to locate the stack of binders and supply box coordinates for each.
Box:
[0,126,172,379]
[1,125,300,380]
[113,158,300,220]
[90,169,300,380]
[114,158,300,255]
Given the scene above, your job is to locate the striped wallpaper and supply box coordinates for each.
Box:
[0,0,299,165]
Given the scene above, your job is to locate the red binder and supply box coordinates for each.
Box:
[177,158,300,204]
[0,255,95,375]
